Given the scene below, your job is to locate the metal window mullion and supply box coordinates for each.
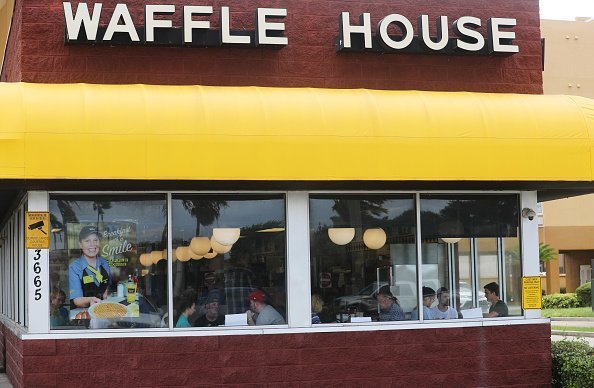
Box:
[18,207,24,325]
[471,238,478,308]
[499,238,506,303]
[20,204,26,326]
[10,219,14,320]
[167,192,174,331]
[16,209,22,324]
[448,244,455,309]
[415,193,424,322]
[286,191,311,328]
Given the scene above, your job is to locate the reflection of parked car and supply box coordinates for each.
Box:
[459,282,489,311]
[334,281,418,314]
[334,281,489,315]
[334,282,387,313]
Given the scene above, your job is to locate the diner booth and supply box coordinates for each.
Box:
[1,0,594,386]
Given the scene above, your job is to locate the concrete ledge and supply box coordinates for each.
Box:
[550,317,594,322]
[551,330,594,337]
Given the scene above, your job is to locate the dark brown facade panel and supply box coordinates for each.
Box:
[2,0,542,93]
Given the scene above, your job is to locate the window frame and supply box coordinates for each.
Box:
[13,189,542,337]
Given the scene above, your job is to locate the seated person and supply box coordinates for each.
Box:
[195,290,224,327]
[50,287,69,327]
[430,287,458,319]
[246,289,285,326]
[175,288,197,328]
[311,294,323,324]
[374,285,404,321]
[483,282,508,317]
[411,286,436,320]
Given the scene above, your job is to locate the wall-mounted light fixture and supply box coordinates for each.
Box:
[521,208,536,221]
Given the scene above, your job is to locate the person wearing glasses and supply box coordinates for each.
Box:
[374,285,405,321]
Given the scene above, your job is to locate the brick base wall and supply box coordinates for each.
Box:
[0,322,5,371]
[1,322,551,387]
[0,321,24,388]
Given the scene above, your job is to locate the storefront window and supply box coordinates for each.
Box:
[420,195,521,319]
[171,194,286,328]
[309,195,417,323]
[49,195,168,330]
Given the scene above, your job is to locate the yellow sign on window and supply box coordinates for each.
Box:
[522,276,542,309]
[25,211,50,249]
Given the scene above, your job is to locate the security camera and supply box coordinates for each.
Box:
[522,208,536,221]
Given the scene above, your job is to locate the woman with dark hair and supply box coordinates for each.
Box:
[175,288,198,328]
[374,285,405,321]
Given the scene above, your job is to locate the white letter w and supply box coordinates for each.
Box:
[63,2,102,41]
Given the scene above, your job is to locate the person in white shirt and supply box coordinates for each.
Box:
[411,286,436,320]
[431,287,458,319]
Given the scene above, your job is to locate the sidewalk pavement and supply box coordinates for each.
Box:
[0,373,12,388]
[550,317,594,340]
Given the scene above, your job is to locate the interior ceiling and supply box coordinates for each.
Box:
[2,178,594,223]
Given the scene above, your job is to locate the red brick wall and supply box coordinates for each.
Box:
[2,0,543,93]
[1,323,551,387]
[1,322,24,388]
[0,322,4,370]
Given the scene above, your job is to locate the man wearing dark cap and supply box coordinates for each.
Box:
[411,286,436,320]
[246,289,285,326]
[194,290,225,327]
[68,225,112,308]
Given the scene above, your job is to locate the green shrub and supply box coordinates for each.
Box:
[542,293,580,309]
[560,287,566,294]
[575,282,592,307]
[552,339,594,388]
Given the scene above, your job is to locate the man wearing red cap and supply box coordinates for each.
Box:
[246,289,285,326]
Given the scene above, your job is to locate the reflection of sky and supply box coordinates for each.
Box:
[50,199,167,246]
[172,198,285,239]
[309,198,415,228]
[419,200,448,215]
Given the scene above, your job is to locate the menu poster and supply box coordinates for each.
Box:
[66,222,141,323]
[67,222,137,267]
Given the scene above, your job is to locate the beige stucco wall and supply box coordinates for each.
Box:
[0,0,15,72]
[540,19,594,293]
[541,18,594,247]
[542,18,594,97]
[542,194,594,227]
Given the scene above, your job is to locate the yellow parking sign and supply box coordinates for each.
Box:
[25,212,50,249]
[522,276,542,309]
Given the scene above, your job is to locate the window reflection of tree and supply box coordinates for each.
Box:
[49,199,80,317]
[330,199,387,226]
[176,199,228,296]
[92,200,112,224]
[426,198,519,238]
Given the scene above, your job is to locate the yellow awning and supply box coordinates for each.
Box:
[1,82,593,181]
